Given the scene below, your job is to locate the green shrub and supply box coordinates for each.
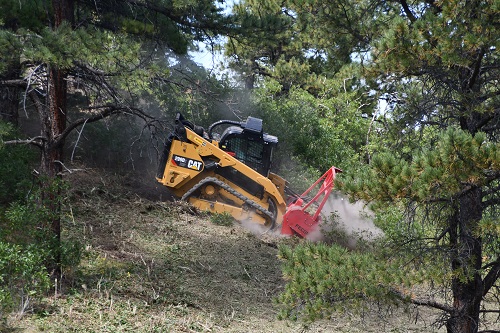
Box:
[3,198,83,268]
[2,201,51,245]
[0,242,50,320]
[0,198,83,321]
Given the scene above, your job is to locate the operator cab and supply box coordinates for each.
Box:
[219,117,278,177]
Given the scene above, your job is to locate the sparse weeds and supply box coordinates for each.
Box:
[209,212,234,226]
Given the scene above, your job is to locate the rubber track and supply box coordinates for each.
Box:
[181,177,275,223]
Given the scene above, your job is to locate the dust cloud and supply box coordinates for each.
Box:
[240,217,285,238]
[307,191,383,249]
[236,191,383,250]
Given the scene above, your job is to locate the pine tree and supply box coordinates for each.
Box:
[232,0,500,332]
[0,0,233,276]
[363,2,500,332]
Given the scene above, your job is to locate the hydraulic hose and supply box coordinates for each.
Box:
[208,119,243,140]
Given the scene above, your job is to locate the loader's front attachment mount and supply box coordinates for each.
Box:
[281,166,342,238]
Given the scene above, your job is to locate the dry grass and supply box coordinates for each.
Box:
[4,168,457,332]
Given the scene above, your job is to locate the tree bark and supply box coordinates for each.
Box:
[40,64,67,276]
[38,0,74,277]
[446,186,483,333]
[53,0,75,26]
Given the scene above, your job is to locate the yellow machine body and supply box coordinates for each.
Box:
[157,118,287,228]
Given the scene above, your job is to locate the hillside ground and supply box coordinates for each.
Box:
[5,168,453,332]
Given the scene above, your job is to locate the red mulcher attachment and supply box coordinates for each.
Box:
[281,166,342,238]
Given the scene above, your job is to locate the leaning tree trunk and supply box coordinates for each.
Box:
[446,186,483,333]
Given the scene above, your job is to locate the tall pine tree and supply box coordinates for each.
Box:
[228,0,499,332]
[0,0,233,276]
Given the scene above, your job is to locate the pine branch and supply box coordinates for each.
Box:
[435,227,450,242]
[390,288,454,313]
[424,0,443,14]
[479,310,500,314]
[483,197,500,207]
[152,69,232,108]
[54,105,122,148]
[72,61,107,76]
[484,169,500,181]
[54,104,158,149]
[466,46,486,91]
[482,259,500,296]
[54,160,86,175]
[123,0,225,33]
[409,298,453,313]
[398,0,416,22]
[483,182,500,196]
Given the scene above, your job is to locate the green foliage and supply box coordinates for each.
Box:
[152,58,236,128]
[0,122,37,205]
[0,0,47,31]
[0,120,11,141]
[3,199,62,262]
[477,215,500,260]
[227,0,385,88]
[275,121,499,326]
[0,30,21,73]
[274,155,321,194]
[375,0,498,73]
[346,129,500,204]
[0,0,234,115]
[412,130,499,198]
[209,212,234,226]
[227,0,294,79]
[254,73,371,173]
[0,122,10,161]
[277,200,458,322]
[0,0,496,329]
[16,24,142,74]
[0,242,50,320]
[1,177,82,271]
[227,0,377,174]
[1,2,234,321]
[276,241,427,322]
[0,197,83,319]
[370,0,499,148]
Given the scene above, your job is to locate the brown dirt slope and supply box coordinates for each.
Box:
[11,169,445,333]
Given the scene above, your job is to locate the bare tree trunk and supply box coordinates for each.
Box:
[446,186,483,333]
[53,0,74,26]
